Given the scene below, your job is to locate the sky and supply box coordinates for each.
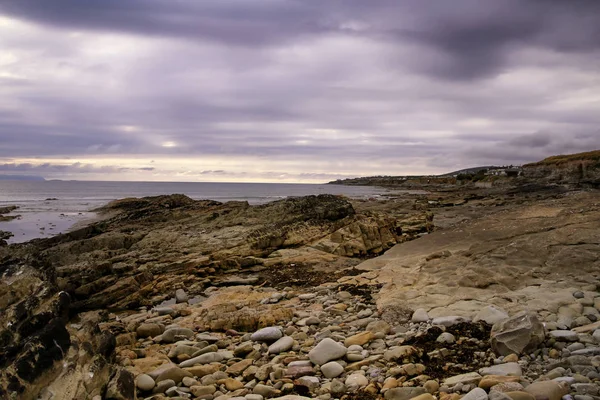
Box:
[0,1,599,183]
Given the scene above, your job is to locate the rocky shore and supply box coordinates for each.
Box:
[0,180,599,399]
[39,275,600,400]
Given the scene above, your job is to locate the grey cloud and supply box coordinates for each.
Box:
[458,131,600,167]
[3,0,600,81]
[0,2,599,180]
[0,162,154,175]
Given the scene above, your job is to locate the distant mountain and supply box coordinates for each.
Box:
[0,175,45,181]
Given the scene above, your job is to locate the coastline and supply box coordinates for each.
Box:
[0,178,599,398]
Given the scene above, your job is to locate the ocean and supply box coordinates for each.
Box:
[0,180,388,243]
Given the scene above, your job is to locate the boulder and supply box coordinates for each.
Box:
[490,312,545,356]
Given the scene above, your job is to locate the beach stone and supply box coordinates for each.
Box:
[503,354,519,363]
[182,376,198,387]
[524,381,568,400]
[593,329,600,342]
[479,376,521,390]
[179,352,224,367]
[295,376,320,390]
[308,338,347,365]
[153,379,176,394]
[196,333,220,342]
[383,345,418,361]
[184,364,221,378]
[271,397,312,400]
[489,392,513,400]
[285,365,314,379]
[572,383,599,396]
[305,316,320,325]
[234,341,254,356]
[227,359,253,375]
[462,388,488,400]
[155,307,176,316]
[136,323,164,338]
[156,365,193,383]
[136,374,156,391]
[330,380,347,395]
[268,336,294,354]
[424,380,439,394]
[366,320,391,334]
[251,327,283,342]
[221,378,245,391]
[437,332,455,344]
[169,344,202,358]
[490,312,545,356]
[253,383,280,398]
[479,363,522,377]
[162,328,195,343]
[321,362,344,379]
[492,383,524,393]
[345,373,369,390]
[191,344,218,357]
[176,289,188,303]
[344,331,374,347]
[504,392,535,400]
[190,385,217,396]
[384,387,427,400]
[474,306,509,325]
[548,330,579,342]
[412,309,430,323]
[410,394,435,400]
[444,372,483,386]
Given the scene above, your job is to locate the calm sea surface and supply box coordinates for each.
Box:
[0,180,388,243]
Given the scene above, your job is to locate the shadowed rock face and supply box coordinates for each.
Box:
[0,193,421,397]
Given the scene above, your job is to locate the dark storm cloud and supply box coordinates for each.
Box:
[1,1,599,180]
[0,0,321,46]
[4,0,600,80]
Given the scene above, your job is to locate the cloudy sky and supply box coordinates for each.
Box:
[0,1,599,182]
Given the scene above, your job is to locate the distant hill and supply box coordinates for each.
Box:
[439,166,498,177]
[522,150,600,187]
[328,150,600,188]
[523,150,600,167]
[0,175,45,181]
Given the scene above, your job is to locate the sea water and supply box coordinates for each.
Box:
[0,180,388,243]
